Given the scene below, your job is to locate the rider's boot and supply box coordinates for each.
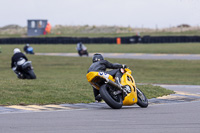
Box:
[95,94,102,103]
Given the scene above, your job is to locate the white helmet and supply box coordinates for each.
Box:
[13,48,21,54]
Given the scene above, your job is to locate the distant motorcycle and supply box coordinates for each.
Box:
[13,58,36,79]
[25,47,34,54]
[76,43,89,56]
[78,49,89,56]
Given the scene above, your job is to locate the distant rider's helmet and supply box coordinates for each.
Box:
[92,53,104,63]
[26,43,29,46]
[13,48,21,54]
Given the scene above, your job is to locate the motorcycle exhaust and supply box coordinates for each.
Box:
[105,78,122,91]
[105,78,126,99]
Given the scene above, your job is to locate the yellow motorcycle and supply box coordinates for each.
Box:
[86,67,148,109]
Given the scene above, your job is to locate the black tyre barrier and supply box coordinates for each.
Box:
[0,36,200,44]
[0,36,141,44]
[141,36,200,43]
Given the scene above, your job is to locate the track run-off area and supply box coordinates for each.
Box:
[36,53,200,60]
[1,53,200,133]
[1,84,200,113]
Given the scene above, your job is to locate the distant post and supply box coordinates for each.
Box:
[116,37,121,45]
[27,20,48,36]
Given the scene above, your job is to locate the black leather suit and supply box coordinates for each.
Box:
[88,60,123,100]
[11,52,28,69]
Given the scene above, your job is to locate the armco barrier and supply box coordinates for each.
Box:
[0,36,200,44]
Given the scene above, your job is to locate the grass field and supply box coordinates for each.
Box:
[1,43,200,54]
[1,25,200,38]
[1,43,200,105]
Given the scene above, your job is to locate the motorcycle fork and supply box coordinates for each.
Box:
[107,84,126,100]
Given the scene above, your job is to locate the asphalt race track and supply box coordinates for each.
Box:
[0,53,200,133]
[0,84,200,133]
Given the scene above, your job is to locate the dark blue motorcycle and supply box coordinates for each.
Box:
[26,47,34,54]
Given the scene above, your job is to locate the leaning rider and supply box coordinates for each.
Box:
[11,48,28,78]
[88,53,126,102]
[24,43,30,53]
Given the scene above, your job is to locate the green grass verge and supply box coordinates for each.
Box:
[1,29,200,38]
[43,31,200,37]
[0,54,174,105]
[1,43,200,54]
[136,85,173,99]
[2,44,200,105]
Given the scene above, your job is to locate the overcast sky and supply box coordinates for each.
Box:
[0,0,199,28]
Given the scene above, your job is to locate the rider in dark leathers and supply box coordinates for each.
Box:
[76,42,88,56]
[88,53,126,102]
[23,44,29,53]
[11,48,28,78]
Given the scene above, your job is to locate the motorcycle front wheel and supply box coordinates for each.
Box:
[136,88,148,108]
[100,84,123,109]
[27,70,36,79]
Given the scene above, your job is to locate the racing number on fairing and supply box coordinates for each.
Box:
[98,72,109,79]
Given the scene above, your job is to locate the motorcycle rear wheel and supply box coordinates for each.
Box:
[136,88,148,108]
[100,84,123,109]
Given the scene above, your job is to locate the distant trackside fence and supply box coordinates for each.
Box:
[0,36,200,44]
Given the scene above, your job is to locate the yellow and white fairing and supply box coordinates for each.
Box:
[121,68,138,105]
[86,68,138,106]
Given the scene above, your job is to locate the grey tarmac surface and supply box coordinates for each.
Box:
[0,101,200,133]
[36,53,200,60]
[0,85,200,133]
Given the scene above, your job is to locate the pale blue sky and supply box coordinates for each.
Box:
[0,0,199,28]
